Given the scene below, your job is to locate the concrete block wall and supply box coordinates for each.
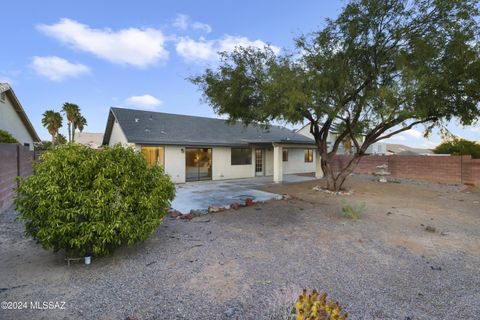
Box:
[328,154,480,185]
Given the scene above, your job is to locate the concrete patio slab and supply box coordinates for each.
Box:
[170,174,316,213]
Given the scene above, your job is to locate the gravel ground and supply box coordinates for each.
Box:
[0,175,479,320]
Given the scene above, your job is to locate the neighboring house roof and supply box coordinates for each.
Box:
[103,107,315,146]
[0,83,41,142]
[386,143,433,155]
[74,132,103,149]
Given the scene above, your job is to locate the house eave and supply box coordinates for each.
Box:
[1,83,41,142]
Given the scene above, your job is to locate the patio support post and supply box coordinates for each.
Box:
[315,149,323,179]
[273,144,283,183]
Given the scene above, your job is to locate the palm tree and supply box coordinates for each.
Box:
[61,103,80,142]
[41,110,63,145]
[73,115,87,142]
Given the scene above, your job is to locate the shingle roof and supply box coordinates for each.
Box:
[103,107,315,146]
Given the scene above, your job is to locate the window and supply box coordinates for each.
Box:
[282,149,288,161]
[141,146,165,167]
[231,148,252,165]
[304,149,313,162]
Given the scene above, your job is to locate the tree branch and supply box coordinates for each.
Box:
[372,117,438,143]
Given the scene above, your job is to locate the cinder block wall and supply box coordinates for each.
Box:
[0,144,34,211]
[328,155,480,185]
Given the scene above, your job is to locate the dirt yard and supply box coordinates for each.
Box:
[0,175,479,320]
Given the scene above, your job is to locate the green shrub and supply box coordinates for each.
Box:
[15,143,175,257]
[340,199,365,220]
[433,138,480,159]
[0,129,18,143]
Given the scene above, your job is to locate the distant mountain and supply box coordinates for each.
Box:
[75,132,103,149]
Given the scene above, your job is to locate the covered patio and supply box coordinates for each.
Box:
[270,143,323,183]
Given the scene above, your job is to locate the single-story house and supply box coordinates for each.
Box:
[0,83,40,150]
[102,107,322,183]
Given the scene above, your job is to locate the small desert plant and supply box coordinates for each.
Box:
[340,199,365,220]
[15,144,175,257]
[295,289,348,320]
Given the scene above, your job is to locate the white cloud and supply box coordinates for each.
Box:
[125,94,162,109]
[37,18,168,67]
[172,14,212,33]
[389,135,407,141]
[192,22,212,33]
[404,129,424,139]
[31,56,90,81]
[176,37,216,62]
[172,14,189,30]
[176,35,280,63]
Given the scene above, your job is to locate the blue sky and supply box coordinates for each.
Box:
[1,0,478,147]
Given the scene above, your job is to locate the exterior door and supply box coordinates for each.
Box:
[186,148,212,182]
[255,149,264,176]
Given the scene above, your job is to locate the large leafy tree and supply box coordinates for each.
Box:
[434,138,480,158]
[191,0,480,191]
[41,110,63,145]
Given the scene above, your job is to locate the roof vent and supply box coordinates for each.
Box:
[145,128,150,133]
[135,118,139,123]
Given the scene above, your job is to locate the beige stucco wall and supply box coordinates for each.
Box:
[212,147,256,180]
[265,148,273,176]
[0,94,34,150]
[282,148,316,174]
[164,145,185,183]
[109,120,130,146]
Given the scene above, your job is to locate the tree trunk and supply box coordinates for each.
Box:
[320,152,363,192]
[71,124,75,142]
[67,122,71,142]
[332,154,362,191]
[320,156,336,190]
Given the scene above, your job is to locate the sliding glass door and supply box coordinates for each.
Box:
[186,148,212,181]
